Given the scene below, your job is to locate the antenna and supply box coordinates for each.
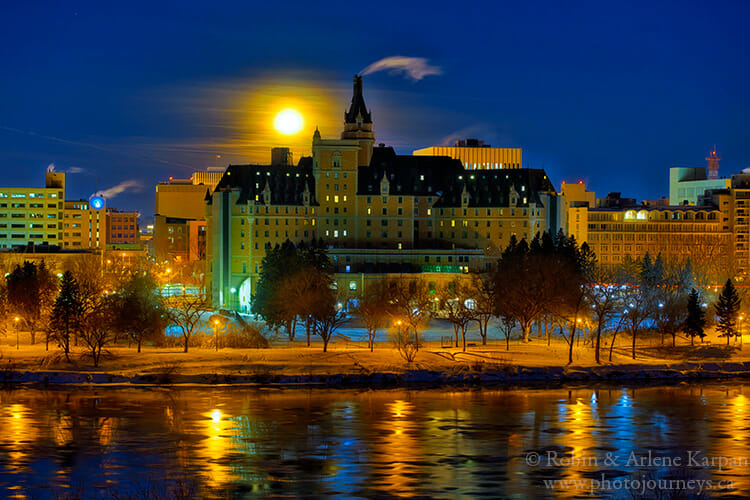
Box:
[706,147,721,180]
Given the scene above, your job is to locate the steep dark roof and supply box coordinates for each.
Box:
[344,75,372,124]
[434,168,555,208]
[358,146,464,196]
[359,146,555,208]
[210,157,317,206]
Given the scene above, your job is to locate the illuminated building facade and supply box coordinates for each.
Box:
[560,181,596,245]
[154,216,206,263]
[154,170,217,262]
[581,205,729,269]
[206,76,559,311]
[413,141,522,170]
[0,171,65,250]
[62,199,107,249]
[669,165,729,206]
[106,209,139,245]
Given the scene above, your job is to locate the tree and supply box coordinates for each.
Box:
[6,260,57,346]
[385,278,432,352]
[652,267,690,347]
[471,274,495,346]
[353,281,391,352]
[311,299,347,353]
[165,291,210,353]
[545,241,589,366]
[48,271,82,362]
[584,266,623,364]
[115,272,166,353]
[79,294,116,367]
[715,278,741,345]
[497,315,517,351]
[253,240,333,341]
[0,280,11,340]
[621,284,651,360]
[439,281,476,352]
[684,288,706,345]
[493,237,544,342]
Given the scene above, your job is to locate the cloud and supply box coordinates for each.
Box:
[438,125,493,146]
[45,163,86,174]
[361,56,442,81]
[95,180,143,199]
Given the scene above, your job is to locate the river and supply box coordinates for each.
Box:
[0,382,748,499]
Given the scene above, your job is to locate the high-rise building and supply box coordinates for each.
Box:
[62,198,107,249]
[0,171,65,250]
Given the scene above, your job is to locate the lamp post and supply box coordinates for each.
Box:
[14,316,20,350]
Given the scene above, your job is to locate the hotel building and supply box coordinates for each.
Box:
[206,76,559,311]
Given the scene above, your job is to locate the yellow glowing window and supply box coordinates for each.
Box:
[334,195,339,203]
[451,220,455,227]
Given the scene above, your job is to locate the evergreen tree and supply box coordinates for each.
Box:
[715,279,741,345]
[683,288,706,345]
[49,271,82,362]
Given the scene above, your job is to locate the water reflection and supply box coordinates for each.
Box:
[0,384,749,498]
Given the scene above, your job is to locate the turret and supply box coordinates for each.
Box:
[342,75,375,167]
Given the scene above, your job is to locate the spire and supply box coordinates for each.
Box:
[345,75,372,124]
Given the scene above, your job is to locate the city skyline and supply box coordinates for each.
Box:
[1,0,748,218]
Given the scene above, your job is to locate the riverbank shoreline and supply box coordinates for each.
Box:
[3,333,749,389]
[4,360,750,388]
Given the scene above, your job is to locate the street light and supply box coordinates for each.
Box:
[14,316,20,350]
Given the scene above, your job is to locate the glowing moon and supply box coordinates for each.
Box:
[273,108,304,135]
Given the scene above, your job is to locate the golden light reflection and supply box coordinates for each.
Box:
[369,399,421,497]
[0,404,38,470]
[201,408,236,488]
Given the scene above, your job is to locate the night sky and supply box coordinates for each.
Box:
[1,0,747,221]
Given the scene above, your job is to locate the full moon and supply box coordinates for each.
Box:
[273,108,304,135]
